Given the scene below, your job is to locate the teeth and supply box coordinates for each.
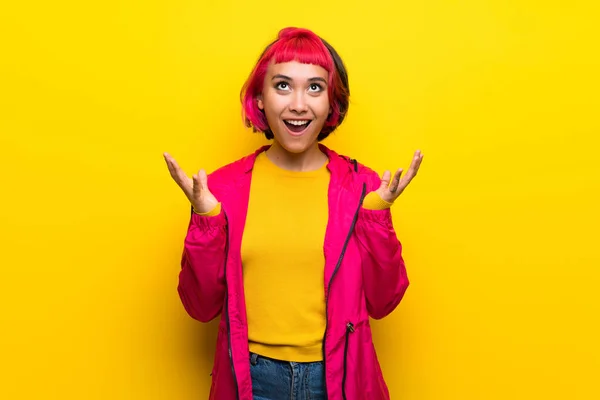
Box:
[285,120,310,126]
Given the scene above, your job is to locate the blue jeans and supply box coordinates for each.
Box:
[249,353,326,400]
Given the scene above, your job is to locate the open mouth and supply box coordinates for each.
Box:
[284,119,312,134]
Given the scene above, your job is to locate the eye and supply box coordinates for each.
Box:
[275,81,290,91]
[308,83,323,92]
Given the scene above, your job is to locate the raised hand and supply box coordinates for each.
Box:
[375,150,424,203]
[163,153,219,213]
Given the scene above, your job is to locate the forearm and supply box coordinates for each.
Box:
[356,207,409,319]
[178,211,228,322]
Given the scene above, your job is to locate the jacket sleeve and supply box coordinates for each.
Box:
[355,171,409,320]
[177,208,228,323]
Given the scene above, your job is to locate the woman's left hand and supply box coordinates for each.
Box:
[375,150,424,203]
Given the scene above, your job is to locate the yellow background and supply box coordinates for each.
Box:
[1,1,599,399]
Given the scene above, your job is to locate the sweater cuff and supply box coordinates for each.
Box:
[362,192,393,210]
[193,203,222,217]
[190,205,226,230]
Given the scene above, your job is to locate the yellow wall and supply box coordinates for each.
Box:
[1,1,599,398]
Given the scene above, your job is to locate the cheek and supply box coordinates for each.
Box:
[315,96,331,118]
[263,94,284,115]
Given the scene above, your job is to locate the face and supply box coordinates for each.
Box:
[257,61,331,154]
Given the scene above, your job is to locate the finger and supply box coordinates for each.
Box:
[197,169,209,191]
[164,153,185,181]
[165,154,194,190]
[163,152,179,169]
[389,169,403,193]
[192,171,203,199]
[407,150,423,178]
[163,153,178,176]
[398,151,424,191]
[379,170,391,190]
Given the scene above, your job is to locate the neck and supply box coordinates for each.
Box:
[265,141,328,172]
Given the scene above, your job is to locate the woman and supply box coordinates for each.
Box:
[164,27,423,400]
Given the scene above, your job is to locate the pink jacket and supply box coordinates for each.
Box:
[178,144,409,399]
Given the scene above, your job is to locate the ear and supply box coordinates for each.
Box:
[257,95,264,110]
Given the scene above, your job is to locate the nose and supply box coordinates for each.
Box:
[289,91,308,113]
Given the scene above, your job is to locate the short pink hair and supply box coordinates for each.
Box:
[240,27,350,141]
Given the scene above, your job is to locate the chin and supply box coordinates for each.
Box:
[278,139,314,154]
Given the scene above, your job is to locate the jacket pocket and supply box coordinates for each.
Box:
[342,321,355,400]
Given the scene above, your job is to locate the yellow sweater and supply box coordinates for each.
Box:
[198,152,390,361]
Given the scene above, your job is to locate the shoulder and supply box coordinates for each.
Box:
[206,146,267,191]
[329,148,381,192]
[208,155,247,182]
[355,162,381,193]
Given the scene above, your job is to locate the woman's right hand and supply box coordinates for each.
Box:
[163,153,219,214]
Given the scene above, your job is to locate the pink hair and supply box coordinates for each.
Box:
[240,27,349,140]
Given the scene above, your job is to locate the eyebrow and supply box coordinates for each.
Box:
[272,74,328,84]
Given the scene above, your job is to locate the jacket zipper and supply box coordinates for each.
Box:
[222,212,240,400]
[322,180,367,397]
[342,322,355,400]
